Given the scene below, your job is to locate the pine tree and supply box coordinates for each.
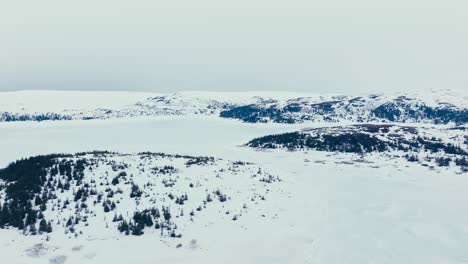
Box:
[66,217,73,227]
[118,220,129,234]
[0,203,8,227]
[145,214,153,227]
[163,207,171,222]
[29,223,37,235]
[131,224,143,236]
[103,203,111,213]
[39,219,47,233]
[35,195,43,206]
[25,211,37,226]
[46,221,53,233]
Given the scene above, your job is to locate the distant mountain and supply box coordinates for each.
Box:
[221,94,468,125]
[0,90,466,124]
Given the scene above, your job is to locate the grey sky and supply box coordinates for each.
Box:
[1,0,467,94]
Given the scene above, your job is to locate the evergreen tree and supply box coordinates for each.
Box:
[39,219,47,233]
[0,204,10,227]
[46,221,53,233]
[66,217,73,227]
[145,214,153,227]
[29,223,37,235]
[131,223,143,236]
[103,203,111,213]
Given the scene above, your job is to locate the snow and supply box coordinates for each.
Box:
[0,91,467,264]
[0,90,155,113]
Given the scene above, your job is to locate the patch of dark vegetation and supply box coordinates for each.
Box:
[138,152,215,162]
[151,166,178,175]
[116,207,181,237]
[371,102,468,125]
[248,125,465,154]
[0,112,72,122]
[220,105,295,123]
[248,131,392,153]
[246,125,467,170]
[0,154,85,233]
[185,157,215,167]
[455,157,468,172]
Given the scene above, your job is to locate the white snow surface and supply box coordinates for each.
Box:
[0,91,467,264]
[0,90,155,113]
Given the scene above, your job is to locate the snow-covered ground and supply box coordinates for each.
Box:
[1,115,468,264]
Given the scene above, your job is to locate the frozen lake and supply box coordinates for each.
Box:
[0,116,305,166]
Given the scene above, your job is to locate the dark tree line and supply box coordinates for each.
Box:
[0,154,85,235]
[247,130,466,156]
[0,112,72,122]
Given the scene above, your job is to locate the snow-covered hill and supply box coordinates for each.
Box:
[0,90,302,121]
[0,89,466,124]
[220,92,468,124]
[247,124,467,172]
[0,151,281,240]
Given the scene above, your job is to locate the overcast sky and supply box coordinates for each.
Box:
[0,0,467,94]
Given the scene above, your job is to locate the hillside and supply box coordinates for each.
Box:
[0,151,281,240]
[0,90,466,124]
[247,124,468,172]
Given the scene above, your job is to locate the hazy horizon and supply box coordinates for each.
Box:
[1,0,467,94]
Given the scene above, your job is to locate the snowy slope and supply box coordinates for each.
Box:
[247,124,468,173]
[0,152,281,240]
[0,89,466,124]
[220,91,468,124]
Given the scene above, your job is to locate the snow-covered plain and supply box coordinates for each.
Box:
[0,91,468,264]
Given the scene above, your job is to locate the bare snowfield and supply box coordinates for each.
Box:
[1,116,468,264]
